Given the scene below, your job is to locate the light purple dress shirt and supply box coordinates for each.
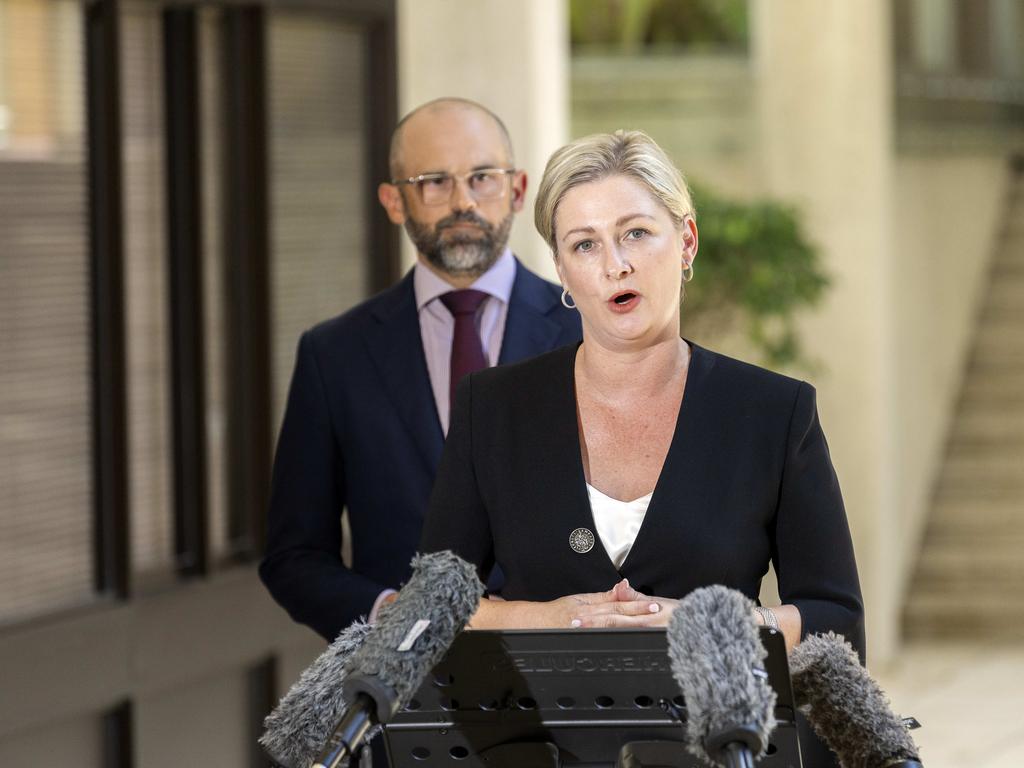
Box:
[413,247,516,434]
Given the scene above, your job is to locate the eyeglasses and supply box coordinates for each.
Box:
[392,168,516,206]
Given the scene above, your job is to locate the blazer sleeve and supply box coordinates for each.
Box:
[419,375,495,583]
[772,381,867,662]
[259,331,388,640]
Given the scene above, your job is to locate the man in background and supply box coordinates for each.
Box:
[260,98,581,641]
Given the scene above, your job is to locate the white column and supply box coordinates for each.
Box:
[752,0,899,661]
[396,0,568,278]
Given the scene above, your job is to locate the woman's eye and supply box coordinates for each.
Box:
[574,240,594,253]
[625,228,647,240]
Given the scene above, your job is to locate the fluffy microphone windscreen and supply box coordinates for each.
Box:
[342,549,483,714]
[667,585,777,765]
[789,632,921,768]
[260,620,373,768]
[260,550,483,768]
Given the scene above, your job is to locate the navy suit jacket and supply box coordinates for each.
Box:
[259,261,582,640]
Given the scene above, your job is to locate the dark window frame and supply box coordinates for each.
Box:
[87,0,131,601]
[164,5,210,578]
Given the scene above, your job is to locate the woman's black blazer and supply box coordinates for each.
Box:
[420,341,865,658]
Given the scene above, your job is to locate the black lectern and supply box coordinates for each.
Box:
[382,627,802,768]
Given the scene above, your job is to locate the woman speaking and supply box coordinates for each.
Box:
[419,130,864,659]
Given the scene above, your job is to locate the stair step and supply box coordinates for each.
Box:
[995,226,1024,249]
[958,379,1024,405]
[935,482,1024,503]
[992,253,1024,271]
[946,443,1024,462]
[905,588,1024,614]
[973,348,1024,370]
[953,424,1024,443]
[976,305,1024,324]
[941,453,1024,484]
[981,306,1024,325]
[987,276,1024,306]
[969,357,1024,375]
[975,326,1024,349]
[903,596,1024,640]
[914,542,1024,579]
[975,304,1024,325]
[956,401,1024,425]
[984,313,1024,329]
[930,499,1024,531]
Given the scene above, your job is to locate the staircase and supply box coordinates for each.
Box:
[904,160,1024,640]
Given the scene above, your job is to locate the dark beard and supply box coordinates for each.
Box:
[404,209,513,278]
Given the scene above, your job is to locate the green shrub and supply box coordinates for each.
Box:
[684,183,829,368]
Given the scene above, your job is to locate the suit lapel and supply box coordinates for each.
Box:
[363,273,445,474]
[499,260,564,364]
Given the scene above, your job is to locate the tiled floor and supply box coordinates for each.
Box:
[873,640,1024,767]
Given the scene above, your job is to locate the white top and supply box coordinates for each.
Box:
[413,248,516,434]
[586,483,654,568]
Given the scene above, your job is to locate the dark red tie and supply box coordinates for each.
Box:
[440,289,489,408]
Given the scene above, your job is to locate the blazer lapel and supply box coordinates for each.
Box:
[363,273,445,474]
[499,260,564,364]
[619,343,716,578]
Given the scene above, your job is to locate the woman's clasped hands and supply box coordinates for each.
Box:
[473,578,679,630]
[565,578,678,628]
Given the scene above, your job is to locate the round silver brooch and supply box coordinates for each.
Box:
[569,527,595,554]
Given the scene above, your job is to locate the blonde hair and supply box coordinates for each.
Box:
[534,130,694,255]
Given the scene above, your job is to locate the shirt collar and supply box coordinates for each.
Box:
[413,247,516,311]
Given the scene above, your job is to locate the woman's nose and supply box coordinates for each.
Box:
[605,247,633,278]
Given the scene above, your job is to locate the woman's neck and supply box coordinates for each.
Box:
[576,334,689,404]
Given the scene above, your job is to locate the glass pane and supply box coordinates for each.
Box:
[121,0,174,582]
[0,0,93,622]
[266,12,370,432]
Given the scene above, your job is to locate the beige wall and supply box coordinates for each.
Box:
[396,0,568,279]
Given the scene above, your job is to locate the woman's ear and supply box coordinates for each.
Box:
[681,215,699,264]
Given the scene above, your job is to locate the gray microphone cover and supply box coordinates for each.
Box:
[260,550,483,768]
[667,585,777,765]
[341,550,483,717]
[789,632,922,768]
[260,620,372,768]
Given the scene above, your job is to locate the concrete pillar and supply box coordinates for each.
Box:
[752,0,899,662]
[396,0,568,279]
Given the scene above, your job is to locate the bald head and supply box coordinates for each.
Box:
[388,98,515,180]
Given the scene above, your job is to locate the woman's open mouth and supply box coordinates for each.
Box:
[608,291,640,312]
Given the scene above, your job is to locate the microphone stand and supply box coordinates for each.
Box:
[314,675,401,768]
[704,725,761,768]
[720,742,755,768]
[313,693,376,768]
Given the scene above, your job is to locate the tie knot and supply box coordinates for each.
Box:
[440,289,489,317]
